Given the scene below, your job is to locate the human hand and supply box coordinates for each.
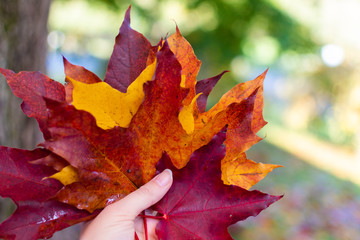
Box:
[80,169,173,240]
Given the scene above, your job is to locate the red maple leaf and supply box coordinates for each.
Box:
[0,147,96,239]
[152,129,281,239]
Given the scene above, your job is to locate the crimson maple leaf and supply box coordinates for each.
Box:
[0,147,97,239]
[153,128,281,239]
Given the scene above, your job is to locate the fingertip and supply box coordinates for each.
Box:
[154,169,173,187]
[109,169,173,218]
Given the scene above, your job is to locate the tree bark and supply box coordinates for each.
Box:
[0,0,52,232]
[0,0,51,149]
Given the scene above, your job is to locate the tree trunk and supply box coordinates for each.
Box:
[0,2,83,239]
[0,0,52,233]
[0,0,51,149]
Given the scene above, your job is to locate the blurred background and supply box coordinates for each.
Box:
[1,0,360,239]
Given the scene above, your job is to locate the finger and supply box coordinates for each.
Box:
[108,169,173,218]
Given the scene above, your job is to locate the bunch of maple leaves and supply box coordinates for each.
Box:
[0,7,282,240]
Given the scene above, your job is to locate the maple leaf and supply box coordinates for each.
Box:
[152,129,282,239]
[68,60,156,129]
[104,6,152,92]
[0,69,65,140]
[63,57,102,102]
[168,25,201,105]
[0,147,96,239]
[0,5,282,239]
[39,41,186,213]
[195,71,228,113]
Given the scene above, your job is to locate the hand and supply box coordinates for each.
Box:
[80,169,173,240]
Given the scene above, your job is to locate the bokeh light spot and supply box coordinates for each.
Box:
[320,44,344,67]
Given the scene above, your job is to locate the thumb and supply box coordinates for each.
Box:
[110,169,173,218]
[80,170,173,240]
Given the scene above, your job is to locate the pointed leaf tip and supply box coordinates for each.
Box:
[261,68,269,78]
[0,68,15,79]
[62,55,68,64]
[104,4,151,92]
[63,57,101,84]
[124,5,131,25]
[175,23,181,34]
[196,70,229,112]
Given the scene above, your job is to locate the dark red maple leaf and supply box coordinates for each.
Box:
[195,71,228,113]
[152,129,282,239]
[104,6,152,92]
[0,147,96,240]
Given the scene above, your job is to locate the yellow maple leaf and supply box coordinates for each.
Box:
[69,60,156,129]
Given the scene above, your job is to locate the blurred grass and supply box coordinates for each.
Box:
[229,140,360,239]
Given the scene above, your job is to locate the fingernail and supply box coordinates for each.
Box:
[154,169,172,187]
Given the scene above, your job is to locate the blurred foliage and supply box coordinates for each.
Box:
[77,0,317,76]
[49,0,359,150]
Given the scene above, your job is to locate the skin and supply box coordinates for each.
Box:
[80,169,173,240]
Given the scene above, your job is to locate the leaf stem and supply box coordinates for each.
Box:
[142,210,148,240]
